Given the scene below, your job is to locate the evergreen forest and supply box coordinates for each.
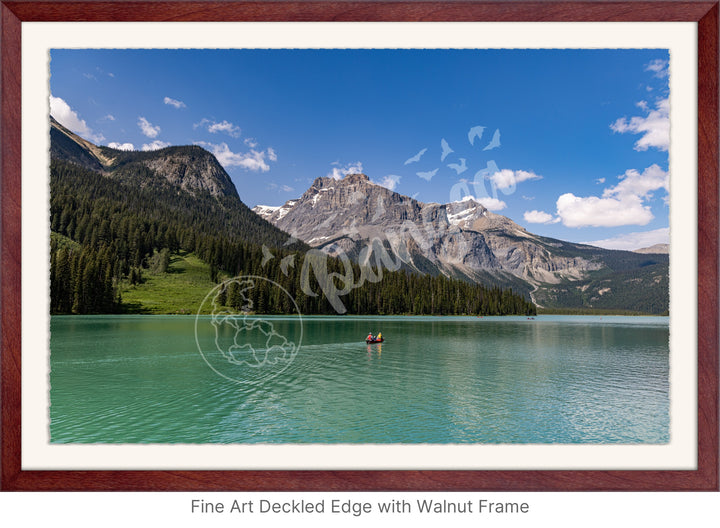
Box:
[50,160,537,316]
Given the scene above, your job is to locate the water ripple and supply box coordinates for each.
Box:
[50,315,669,444]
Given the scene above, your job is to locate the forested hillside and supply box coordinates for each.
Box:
[50,159,536,316]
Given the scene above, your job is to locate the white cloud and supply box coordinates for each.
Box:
[195,141,274,172]
[195,118,241,138]
[163,96,186,109]
[141,140,171,151]
[645,58,669,78]
[101,114,115,122]
[244,137,259,148]
[208,120,241,137]
[375,174,401,191]
[328,161,364,180]
[267,147,277,162]
[138,117,161,138]
[524,210,558,224]
[474,197,507,211]
[595,178,605,184]
[487,169,542,191]
[603,164,668,201]
[50,95,105,143]
[556,193,653,228]
[610,97,669,151]
[555,164,668,228]
[583,227,669,251]
[108,142,135,151]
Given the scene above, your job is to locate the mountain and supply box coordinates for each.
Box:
[50,115,298,250]
[50,118,536,317]
[255,174,533,293]
[51,116,239,199]
[254,173,669,313]
[51,116,109,172]
[252,173,601,284]
[634,243,669,254]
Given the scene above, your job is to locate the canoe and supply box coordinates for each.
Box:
[366,338,384,344]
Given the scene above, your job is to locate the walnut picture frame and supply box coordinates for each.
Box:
[1,1,717,491]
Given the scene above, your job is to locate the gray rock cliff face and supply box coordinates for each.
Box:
[139,147,239,199]
[253,173,602,285]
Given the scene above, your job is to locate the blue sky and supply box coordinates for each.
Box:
[50,49,670,250]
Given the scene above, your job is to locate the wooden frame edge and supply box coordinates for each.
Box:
[1,1,718,22]
[1,0,22,491]
[1,0,717,491]
[695,0,720,493]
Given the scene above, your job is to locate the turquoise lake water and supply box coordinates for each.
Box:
[49,315,669,444]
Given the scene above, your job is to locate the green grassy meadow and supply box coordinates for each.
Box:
[120,251,223,314]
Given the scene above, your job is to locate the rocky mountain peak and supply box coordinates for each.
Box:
[310,172,371,190]
[252,172,619,289]
[342,173,370,183]
[50,115,239,200]
[138,145,239,199]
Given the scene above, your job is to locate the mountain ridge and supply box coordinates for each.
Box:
[634,243,669,254]
[49,116,668,314]
[253,173,615,285]
[49,135,535,317]
[49,115,302,251]
[254,173,669,313]
[51,116,239,199]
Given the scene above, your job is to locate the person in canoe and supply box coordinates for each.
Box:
[366,332,384,344]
